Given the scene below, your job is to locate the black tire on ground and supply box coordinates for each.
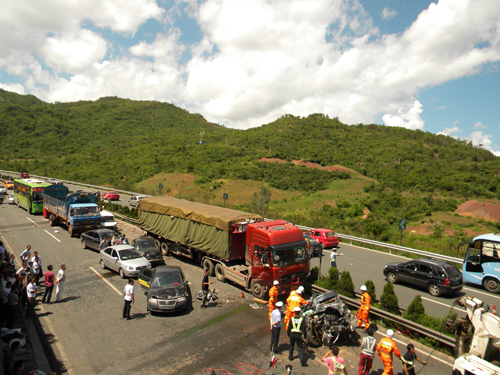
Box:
[387,272,398,284]
[100,259,106,269]
[154,238,161,249]
[305,327,321,348]
[215,263,225,282]
[68,226,74,237]
[202,258,214,276]
[483,277,500,293]
[119,268,125,279]
[428,283,441,297]
[250,280,266,299]
[160,242,170,256]
[49,215,55,226]
[81,240,87,249]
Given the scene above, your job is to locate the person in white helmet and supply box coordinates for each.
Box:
[357,285,371,330]
[287,306,308,367]
[268,280,280,320]
[270,301,283,354]
[284,286,307,330]
[377,330,401,375]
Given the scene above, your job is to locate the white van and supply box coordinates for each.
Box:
[129,195,147,207]
[100,210,117,231]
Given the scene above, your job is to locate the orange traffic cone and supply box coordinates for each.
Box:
[493,304,496,315]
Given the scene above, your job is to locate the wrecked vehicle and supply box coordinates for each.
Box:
[303,290,356,347]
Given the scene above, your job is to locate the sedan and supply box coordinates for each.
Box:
[100,245,151,278]
[383,258,463,297]
[81,228,118,251]
[132,236,164,267]
[103,191,120,201]
[304,235,322,257]
[304,228,340,249]
[0,186,7,195]
[8,194,15,204]
[138,266,189,313]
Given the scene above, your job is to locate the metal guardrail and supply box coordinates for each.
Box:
[112,212,138,224]
[1,168,464,264]
[309,284,456,348]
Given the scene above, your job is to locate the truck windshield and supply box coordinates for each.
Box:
[73,207,99,217]
[271,241,308,267]
[33,190,44,203]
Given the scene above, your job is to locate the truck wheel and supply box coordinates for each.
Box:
[215,263,225,282]
[160,242,171,256]
[49,215,55,226]
[203,259,214,276]
[154,238,161,250]
[81,240,87,249]
[250,280,266,299]
[483,277,500,293]
[68,226,74,237]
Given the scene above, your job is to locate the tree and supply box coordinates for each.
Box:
[365,280,376,302]
[380,281,400,315]
[251,186,272,215]
[403,295,425,323]
[337,270,355,298]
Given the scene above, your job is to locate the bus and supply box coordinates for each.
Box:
[460,233,500,293]
[13,178,52,214]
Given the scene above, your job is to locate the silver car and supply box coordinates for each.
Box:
[99,245,151,278]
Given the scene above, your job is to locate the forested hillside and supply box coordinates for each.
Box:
[0,89,500,251]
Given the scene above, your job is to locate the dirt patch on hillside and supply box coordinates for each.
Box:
[455,200,500,222]
[258,158,375,180]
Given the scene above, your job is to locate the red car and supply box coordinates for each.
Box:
[20,172,30,178]
[103,191,120,201]
[304,228,339,249]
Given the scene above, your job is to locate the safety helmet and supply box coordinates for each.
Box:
[276,301,283,307]
[336,357,345,364]
[387,329,394,338]
[293,307,301,312]
[273,280,279,285]
[296,286,304,294]
[360,285,367,291]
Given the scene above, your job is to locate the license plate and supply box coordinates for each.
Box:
[161,305,173,310]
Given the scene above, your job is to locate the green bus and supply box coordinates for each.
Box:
[13,178,52,214]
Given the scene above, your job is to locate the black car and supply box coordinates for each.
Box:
[81,229,118,251]
[131,236,164,267]
[138,266,189,313]
[383,258,463,297]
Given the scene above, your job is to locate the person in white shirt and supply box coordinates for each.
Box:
[20,245,31,261]
[123,279,135,320]
[26,277,37,317]
[55,264,66,302]
[30,252,42,267]
[32,253,42,284]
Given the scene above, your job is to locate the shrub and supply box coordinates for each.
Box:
[337,271,355,298]
[365,280,376,302]
[380,281,400,315]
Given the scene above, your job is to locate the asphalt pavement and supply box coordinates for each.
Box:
[1,200,457,374]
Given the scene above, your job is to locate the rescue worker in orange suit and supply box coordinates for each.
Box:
[376,330,402,375]
[284,286,307,330]
[269,280,280,320]
[357,285,371,329]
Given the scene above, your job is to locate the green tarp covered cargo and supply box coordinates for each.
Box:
[138,196,263,260]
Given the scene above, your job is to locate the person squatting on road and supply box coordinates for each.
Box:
[402,343,426,375]
[322,346,348,375]
[358,328,376,375]
[270,301,283,354]
[268,280,279,320]
[42,265,54,304]
[55,264,66,302]
[284,286,307,330]
[377,330,402,375]
[286,306,308,367]
[357,285,371,330]
[123,278,134,320]
[201,268,212,308]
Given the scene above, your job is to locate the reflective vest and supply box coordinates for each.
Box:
[328,358,345,375]
[290,317,303,333]
[269,286,278,303]
[361,336,376,356]
[360,292,371,310]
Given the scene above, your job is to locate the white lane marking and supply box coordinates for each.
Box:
[420,296,465,312]
[26,217,37,225]
[44,230,61,243]
[374,330,454,367]
[39,305,76,375]
[90,267,122,296]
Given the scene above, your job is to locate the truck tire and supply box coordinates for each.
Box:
[49,215,55,226]
[68,226,74,237]
[154,238,161,250]
[160,242,171,256]
[250,280,266,299]
[202,258,214,276]
[215,263,225,282]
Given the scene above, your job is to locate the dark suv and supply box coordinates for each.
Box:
[383,258,463,297]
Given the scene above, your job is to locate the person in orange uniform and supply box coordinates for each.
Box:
[268,280,280,320]
[284,286,307,330]
[376,330,402,375]
[357,285,371,329]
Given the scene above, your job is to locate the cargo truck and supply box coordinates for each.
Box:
[43,184,101,237]
[138,196,310,298]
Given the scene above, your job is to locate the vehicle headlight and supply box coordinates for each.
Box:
[384,265,387,269]
[178,297,186,302]
[126,266,135,271]
[149,298,158,304]
[147,262,152,268]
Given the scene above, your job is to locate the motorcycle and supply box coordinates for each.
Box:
[196,288,218,303]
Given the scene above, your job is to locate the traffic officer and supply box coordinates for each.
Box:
[269,280,279,320]
[286,306,308,367]
[357,285,371,329]
[376,330,401,375]
[284,286,307,330]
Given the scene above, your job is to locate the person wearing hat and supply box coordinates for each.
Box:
[270,301,283,354]
[357,285,371,330]
[284,286,307,330]
[269,280,280,320]
[286,306,308,367]
[377,330,401,375]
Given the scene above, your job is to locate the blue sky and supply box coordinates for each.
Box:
[1,0,499,155]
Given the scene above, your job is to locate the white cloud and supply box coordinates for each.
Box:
[466,129,500,156]
[381,7,397,20]
[0,83,26,95]
[437,126,461,136]
[473,121,488,129]
[438,105,446,109]
[382,100,425,130]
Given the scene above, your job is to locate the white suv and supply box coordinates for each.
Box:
[129,195,147,207]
